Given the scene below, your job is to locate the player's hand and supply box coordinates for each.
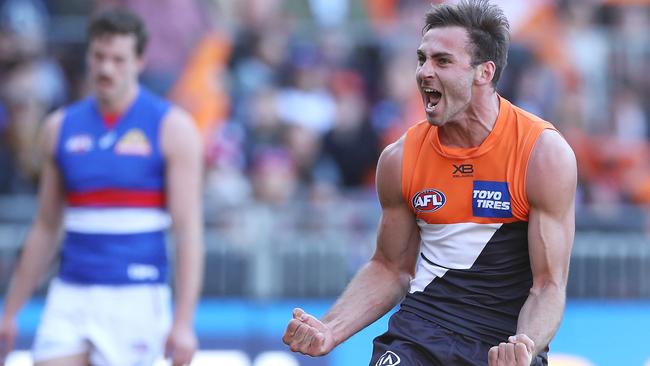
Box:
[282,308,335,356]
[164,323,197,366]
[0,316,17,366]
[488,334,534,366]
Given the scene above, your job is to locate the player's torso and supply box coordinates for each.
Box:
[399,97,554,344]
[55,88,171,285]
[57,91,166,197]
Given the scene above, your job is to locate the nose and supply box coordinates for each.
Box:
[98,59,114,75]
[417,59,436,80]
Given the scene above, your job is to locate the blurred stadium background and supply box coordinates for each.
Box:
[1,0,649,365]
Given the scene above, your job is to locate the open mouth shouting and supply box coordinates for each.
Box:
[423,87,442,114]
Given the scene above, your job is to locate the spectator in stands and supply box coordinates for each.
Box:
[0,0,66,193]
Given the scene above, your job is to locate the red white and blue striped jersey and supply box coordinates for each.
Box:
[55,87,171,284]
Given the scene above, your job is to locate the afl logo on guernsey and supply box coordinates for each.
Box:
[64,134,93,153]
[412,189,446,213]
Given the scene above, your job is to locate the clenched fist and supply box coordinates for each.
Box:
[488,334,534,366]
[282,308,336,356]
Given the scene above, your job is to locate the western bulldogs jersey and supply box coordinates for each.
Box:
[55,87,171,284]
[400,96,556,345]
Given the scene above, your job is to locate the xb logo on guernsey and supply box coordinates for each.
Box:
[452,163,473,177]
[376,351,401,366]
[412,189,446,213]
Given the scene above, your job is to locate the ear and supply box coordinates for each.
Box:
[474,60,496,86]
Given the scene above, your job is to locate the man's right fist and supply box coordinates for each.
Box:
[282,308,335,356]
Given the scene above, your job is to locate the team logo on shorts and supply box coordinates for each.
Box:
[412,188,446,213]
[376,351,401,366]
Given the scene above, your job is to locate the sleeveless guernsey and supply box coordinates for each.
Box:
[55,87,170,284]
[400,96,556,345]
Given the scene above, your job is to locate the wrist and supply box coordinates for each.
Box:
[323,318,343,348]
[171,309,194,328]
[171,318,194,330]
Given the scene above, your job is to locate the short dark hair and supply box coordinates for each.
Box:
[88,8,148,56]
[423,0,510,87]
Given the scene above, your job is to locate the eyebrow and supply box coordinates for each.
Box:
[417,50,454,59]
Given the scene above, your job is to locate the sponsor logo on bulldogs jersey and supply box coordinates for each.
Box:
[412,189,446,213]
[64,134,94,153]
[472,180,512,218]
[127,264,160,281]
[114,128,151,156]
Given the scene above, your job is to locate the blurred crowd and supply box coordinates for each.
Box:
[1,0,649,211]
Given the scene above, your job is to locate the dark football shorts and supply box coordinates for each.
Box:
[369,310,548,366]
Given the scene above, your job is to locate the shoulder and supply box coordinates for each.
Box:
[136,87,175,118]
[160,105,201,155]
[65,95,95,113]
[528,130,576,177]
[162,106,197,131]
[506,99,558,134]
[43,108,65,130]
[380,120,431,166]
[407,120,433,139]
[378,135,405,174]
[139,86,169,105]
[509,101,547,124]
[376,135,406,206]
[526,130,577,208]
[42,109,65,154]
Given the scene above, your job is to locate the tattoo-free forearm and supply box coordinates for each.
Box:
[171,218,204,328]
[516,282,566,356]
[3,222,60,319]
[322,259,410,347]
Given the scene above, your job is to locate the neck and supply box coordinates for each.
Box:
[438,91,499,148]
[97,84,139,115]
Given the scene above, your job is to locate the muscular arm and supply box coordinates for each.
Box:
[517,130,576,356]
[323,139,420,346]
[160,107,204,363]
[284,137,421,355]
[0,111,64,353]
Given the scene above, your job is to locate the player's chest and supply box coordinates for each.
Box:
[59,126,162,182]
[408,159,515,223]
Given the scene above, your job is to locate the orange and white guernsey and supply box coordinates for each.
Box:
[399,96,557,346]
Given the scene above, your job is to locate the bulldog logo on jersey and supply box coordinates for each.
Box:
[64,134,93,153]
[375,351,401,366]
[412,189,446,213]
[472,180,512,218]
[114,128,151,156]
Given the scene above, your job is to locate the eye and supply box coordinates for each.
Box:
[92,51,104,61]
[438,58,450,66]
[417,54,425,66]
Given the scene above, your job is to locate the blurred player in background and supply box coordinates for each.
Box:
[0,8,204,366]
[283,1,576,365]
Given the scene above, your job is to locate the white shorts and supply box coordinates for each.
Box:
[33,279,172,366]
